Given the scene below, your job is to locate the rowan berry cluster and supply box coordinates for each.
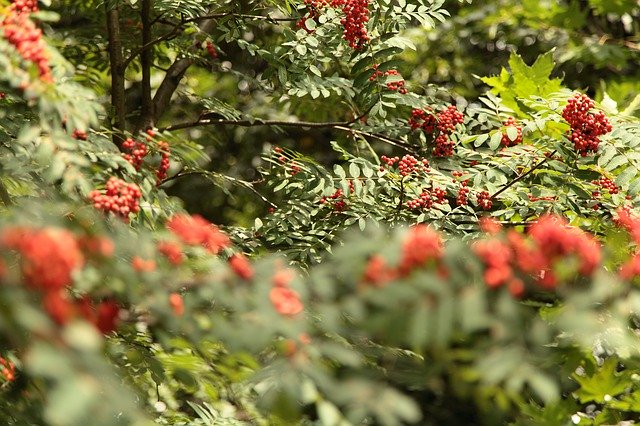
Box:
[456,186,469,206]
[409,105,464,157]
[10,0,38,14]
[380,154,429,176]
[408,108,437,132]
[562,93,612,156]
[528,194,557,202]
[370,66,407,94]
[89,177,142,219]
[474,215,601,296]
[591,176,618,195]
[476,190,492,210]
[156,141,170,184]
[229,253,254,280]
[270,268,303,316]
[399,225,442,276]
[2,10,52,82]
[319,188,347,211]
[166,213,231,254]
[205,41,218,59]
[500,116,523,147]
[406,190,433,210]
[338,0,370,48]
[406,188,447,210]
[157,241,184,265]
[72,129,88,140]
[298,0,369,49]
[436,105,465,133]
[122,137,148,170]
[0,225,123,331]
[0,357,15,382]
[1,227,83,292]
[362,225,443,287]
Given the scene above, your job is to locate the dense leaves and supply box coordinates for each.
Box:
[1,0,640,425]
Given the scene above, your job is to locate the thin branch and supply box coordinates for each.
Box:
[121,23,183,71]
[105,3,126,147]
[159,117,357,132]
[0,181,13,206]
[176,12,298,25]
[490,150,556,199]
[334,126,417,153]
[160,169,275,207]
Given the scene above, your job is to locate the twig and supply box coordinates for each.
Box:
[160,169,275,207]
[490,150,556,199]
[0,181,13,206]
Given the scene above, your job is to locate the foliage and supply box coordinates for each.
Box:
[0,0,640,425]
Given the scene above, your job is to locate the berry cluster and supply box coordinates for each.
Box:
[380,154,429,176]
[406,187,447,210]
[0,357,15,382]
[408,108,436,132]
[476,191,492,210]
[122,137,148,170]
[562,93,612,156]
[528,194,556,202]
[270,267,303,316]
[500,116,523,147]
[166,213,231,254]
[0,226,122,331]
[409,105,464,157]
[406,190,433,210]
[10,0,38,14]
[1,227,84,292]
[456,186,469,206]
[591,176,618,195]
[436,105,465,133]
[338,0,370,49]
[362,225,443,287]
[89,177,142,219]
[2,10,52,82]
[474,215,601,296]
[205,41,217,59]
[320,188,347,211]
[72,129,88,140]
[370,66,407,94]
[229,253,254,280]
[157,241,184,265]
[298,0,369,49]
[156,141,170,184]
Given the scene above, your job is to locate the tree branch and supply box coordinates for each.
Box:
[160,117,358,132]
[490,150,556,199]
[139,0,154,130]
[0,180,13,206]
[152,19,216,124]
[106,3,126,147]
[161,169,275,207]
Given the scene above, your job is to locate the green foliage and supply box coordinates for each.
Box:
[0,0,640,425]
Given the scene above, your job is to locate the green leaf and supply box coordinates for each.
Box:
[489,131,502,150]
[573,357,630,403]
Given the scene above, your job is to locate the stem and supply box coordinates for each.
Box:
[0,181,12,206]
[105,3,126,147]
[490,150,556,199]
